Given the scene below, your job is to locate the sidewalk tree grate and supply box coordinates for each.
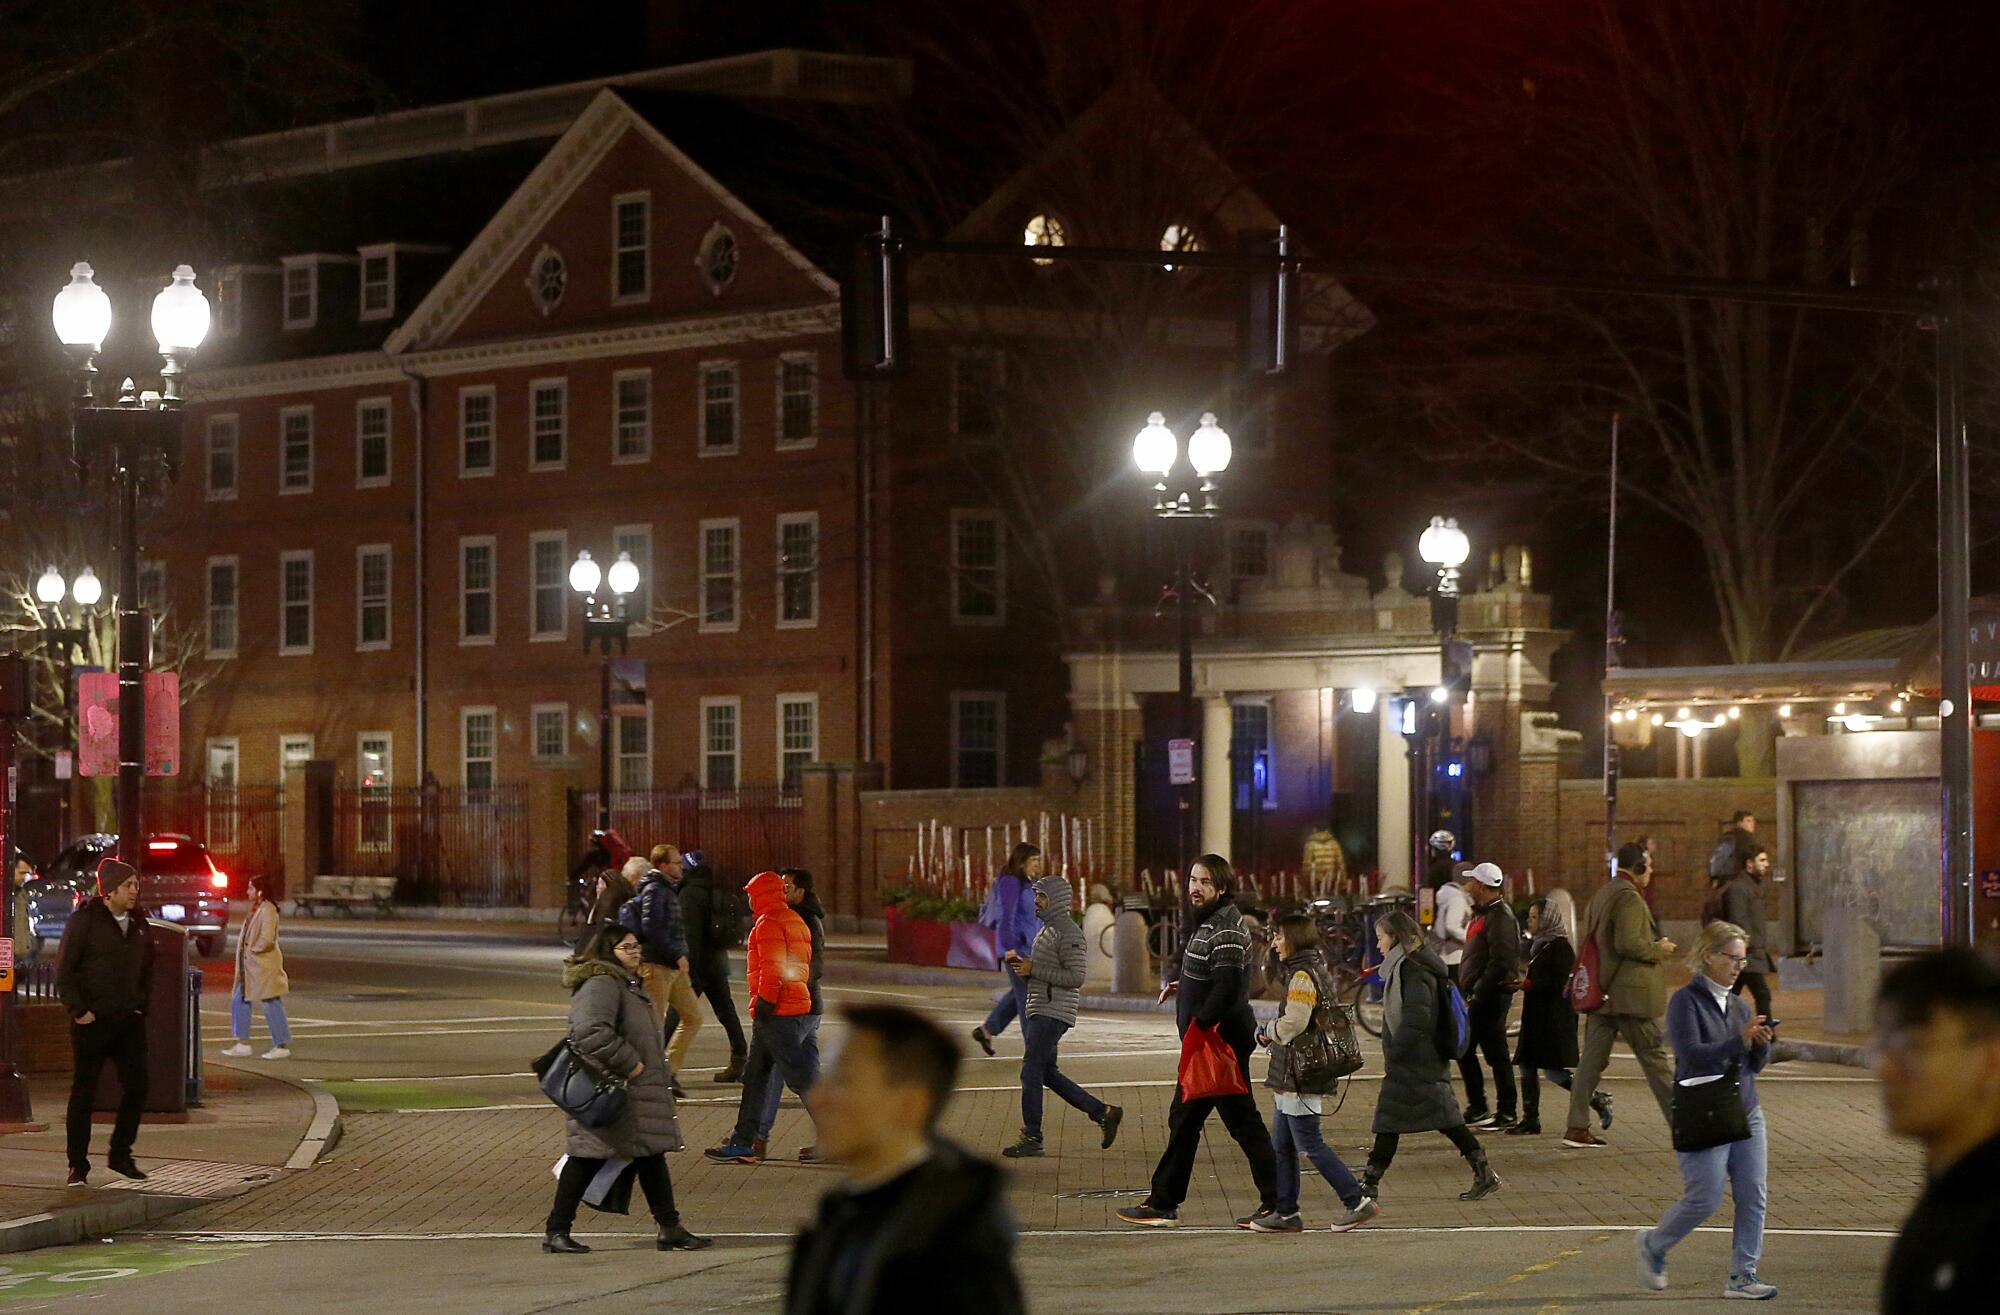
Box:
[98,1160,284,1200]
[1053,1188,1152,1200]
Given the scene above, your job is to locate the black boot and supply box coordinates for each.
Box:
[1460,1150,1502,1201]
[542,1231,591,1254]
[1361,1166,1384,1203]
[657,1222,714,1251]
[713,1053,746,1084]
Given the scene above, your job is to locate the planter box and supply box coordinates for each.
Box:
[884,908,996,970]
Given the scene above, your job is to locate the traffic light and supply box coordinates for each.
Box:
[1238,226,1297,376]
[841,219,908,380]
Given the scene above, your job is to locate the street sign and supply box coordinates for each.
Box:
[0,939,12,993]
[1979,870,2000,900]
[54,750,72,781]
[1167,738,1195,786]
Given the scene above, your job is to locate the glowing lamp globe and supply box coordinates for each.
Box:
[71,566,103,607]
[151,264,211,353]
[1418,516,1470,568]
[1187,412,1232,475]
[1132,412,1176,476]
[35,566,65,605]
[52,262,113,349]
[606,551,640,596]
[568,549,601,596]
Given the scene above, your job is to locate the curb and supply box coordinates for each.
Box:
[829,959,1283,1020]
[1772,1038,1867,1069]
[0,1191,200,1255]
[285,1081,344,1170]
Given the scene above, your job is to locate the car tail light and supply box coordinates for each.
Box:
[148,839,179,851]
[207,857,230,890]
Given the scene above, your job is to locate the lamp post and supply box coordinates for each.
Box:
[570,549,641,833]
[1414,516,1470,880]
[32,565,102,846]
[1133,410,1230,897]
[50,261,210,866]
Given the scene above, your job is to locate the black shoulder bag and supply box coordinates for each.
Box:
[533,1037,630,1129]
[1670,1060,1750,1153]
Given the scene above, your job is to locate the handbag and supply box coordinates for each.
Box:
[1671,1062,1751,1152]
[533,1037,630,1129]
[1177,1022,1250,1101]
[1287,1002,1365,1093]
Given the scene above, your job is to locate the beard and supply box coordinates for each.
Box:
[1192,892,1232,923]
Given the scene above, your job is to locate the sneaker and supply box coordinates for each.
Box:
[796,1145,822,1164]
[1635,1230,1667,1291]
[261,1047,291,1060]
[1116,1203,1178,1227]
[970,1026,996,1057]
[703,1140,764,1165]
[1001,1134,1045,1158]
[1593,1090,1616,1130]
[1725,1274,1778,1300]
[221,1043,253,1057]
[1236,1207,1279,1230]
[1483,1113,1519,1132]
[1330,1198,1381,1233]
[1097,1105,1124,1150]
[1504,1119,1542,1136]
[1463,1107,1494,1128]
[1562,1127,1609,1148]
[1248,1212,1303,1233]
[65,1170,88,1188]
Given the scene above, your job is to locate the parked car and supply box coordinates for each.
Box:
[24,832,234,958]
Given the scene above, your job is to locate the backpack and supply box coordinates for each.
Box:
[616,887,647,940]
[1707,835,1739,881]
[1434,977,1471,1061]
[1699,881,1729,928]
[977,876,1007,929]
[1567,891,1616,1013]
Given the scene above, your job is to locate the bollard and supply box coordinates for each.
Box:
[1111,908,1149,995]
[1081,901,1116,990]
[1822,906,1881,1035]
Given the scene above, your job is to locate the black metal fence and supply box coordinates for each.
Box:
[568,785,803,878]
[146,784,287,897]
[331,783,532,906]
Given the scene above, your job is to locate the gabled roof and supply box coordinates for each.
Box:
[388,88,837,356]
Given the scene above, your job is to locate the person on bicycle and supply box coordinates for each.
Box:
[586,866,636,929]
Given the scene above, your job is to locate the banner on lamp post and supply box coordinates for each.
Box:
[75,671,180,777]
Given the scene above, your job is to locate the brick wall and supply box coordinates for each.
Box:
[1554,777,1777,922]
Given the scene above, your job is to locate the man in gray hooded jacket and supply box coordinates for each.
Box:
[1000,876,1123,1158]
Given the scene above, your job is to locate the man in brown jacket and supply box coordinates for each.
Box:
[1562,842,1677,1148]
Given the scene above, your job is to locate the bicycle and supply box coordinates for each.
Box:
[557,870,593,948]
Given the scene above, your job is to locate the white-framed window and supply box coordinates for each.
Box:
[529,530,567,640]
[612,192,651,302]
[280,405,314,493]
[616,707,652,790]
[137,560,165,614]
[461,707,497,792]
[280,735,316,771]
[1228,523,1273,582]
[777,511,819,628]
[358,245,395,320]
[531,704,570,762]
[699,360,739,455]
[777,693,818,793]
[279,550,314,655]
[950,509,1004,625]
[951,691,1006,788]
[356,396,392,487]
[950,350,1001,438]
[614,523,652,632]
[206,738,241,848]
[776,352,818,449]
[459,535,495,645]
[459,386,496,476]
[612,368,652,462]
[356,543,391,651]
[205,414,238,500]
[214,268,241,338]
[1232,698,1277,810]
[357,731,393,851]
[529,377,567,470]
[700,697,740,790]
[282,258,318,329]
[699,517,740,632]
[205,556,239,658]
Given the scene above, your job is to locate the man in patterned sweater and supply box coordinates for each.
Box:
[1118,855,1279,1227]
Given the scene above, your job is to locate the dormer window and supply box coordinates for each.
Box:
[214,267,241,337]
[358,245,395,321]
[1023,212,1068,267]
[282,257,319,329]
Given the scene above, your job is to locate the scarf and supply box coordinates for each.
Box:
[1379,942,1410,1036]
[1528,899,1568,959]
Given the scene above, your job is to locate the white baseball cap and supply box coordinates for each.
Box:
[1468,861,1505,888]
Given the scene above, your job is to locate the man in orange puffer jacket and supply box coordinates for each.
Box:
[705,871,821,1163]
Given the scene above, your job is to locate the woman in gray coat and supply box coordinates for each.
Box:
[544,924,711,1254]
[1361,910,1501,1203]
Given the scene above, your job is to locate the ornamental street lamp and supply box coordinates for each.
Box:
[1133,410,1230,913]
[32,565,103,846]
[570,550,641,834]
[49,260,210,868]
[1411,516,1472,879]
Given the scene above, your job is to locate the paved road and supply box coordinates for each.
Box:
[0,926,1923,1312]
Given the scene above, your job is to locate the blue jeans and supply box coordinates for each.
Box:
[231,984,291,1047]
[982,965,1029,1037]
[731,1013,820,1144]
[755,1014,822,1139]
[1271,1109,1363,1214]
[1646,1105,1767,1279]
[1020,1014,1104,1140]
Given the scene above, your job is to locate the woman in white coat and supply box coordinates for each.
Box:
[223,875,292,1059]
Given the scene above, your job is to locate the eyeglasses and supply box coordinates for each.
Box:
[1711,953,1749,965]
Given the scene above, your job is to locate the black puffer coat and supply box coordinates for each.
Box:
[1512,937,1580,1069]
[1371,943,1464,1134]
[561,958,683,1159]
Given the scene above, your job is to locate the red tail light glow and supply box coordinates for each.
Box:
[207,857,230,890]
[147,840,179,851]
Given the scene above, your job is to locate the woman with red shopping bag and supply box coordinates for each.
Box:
[1117,855,1279,1228]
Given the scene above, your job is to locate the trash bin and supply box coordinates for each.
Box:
[89,918,201,1114]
